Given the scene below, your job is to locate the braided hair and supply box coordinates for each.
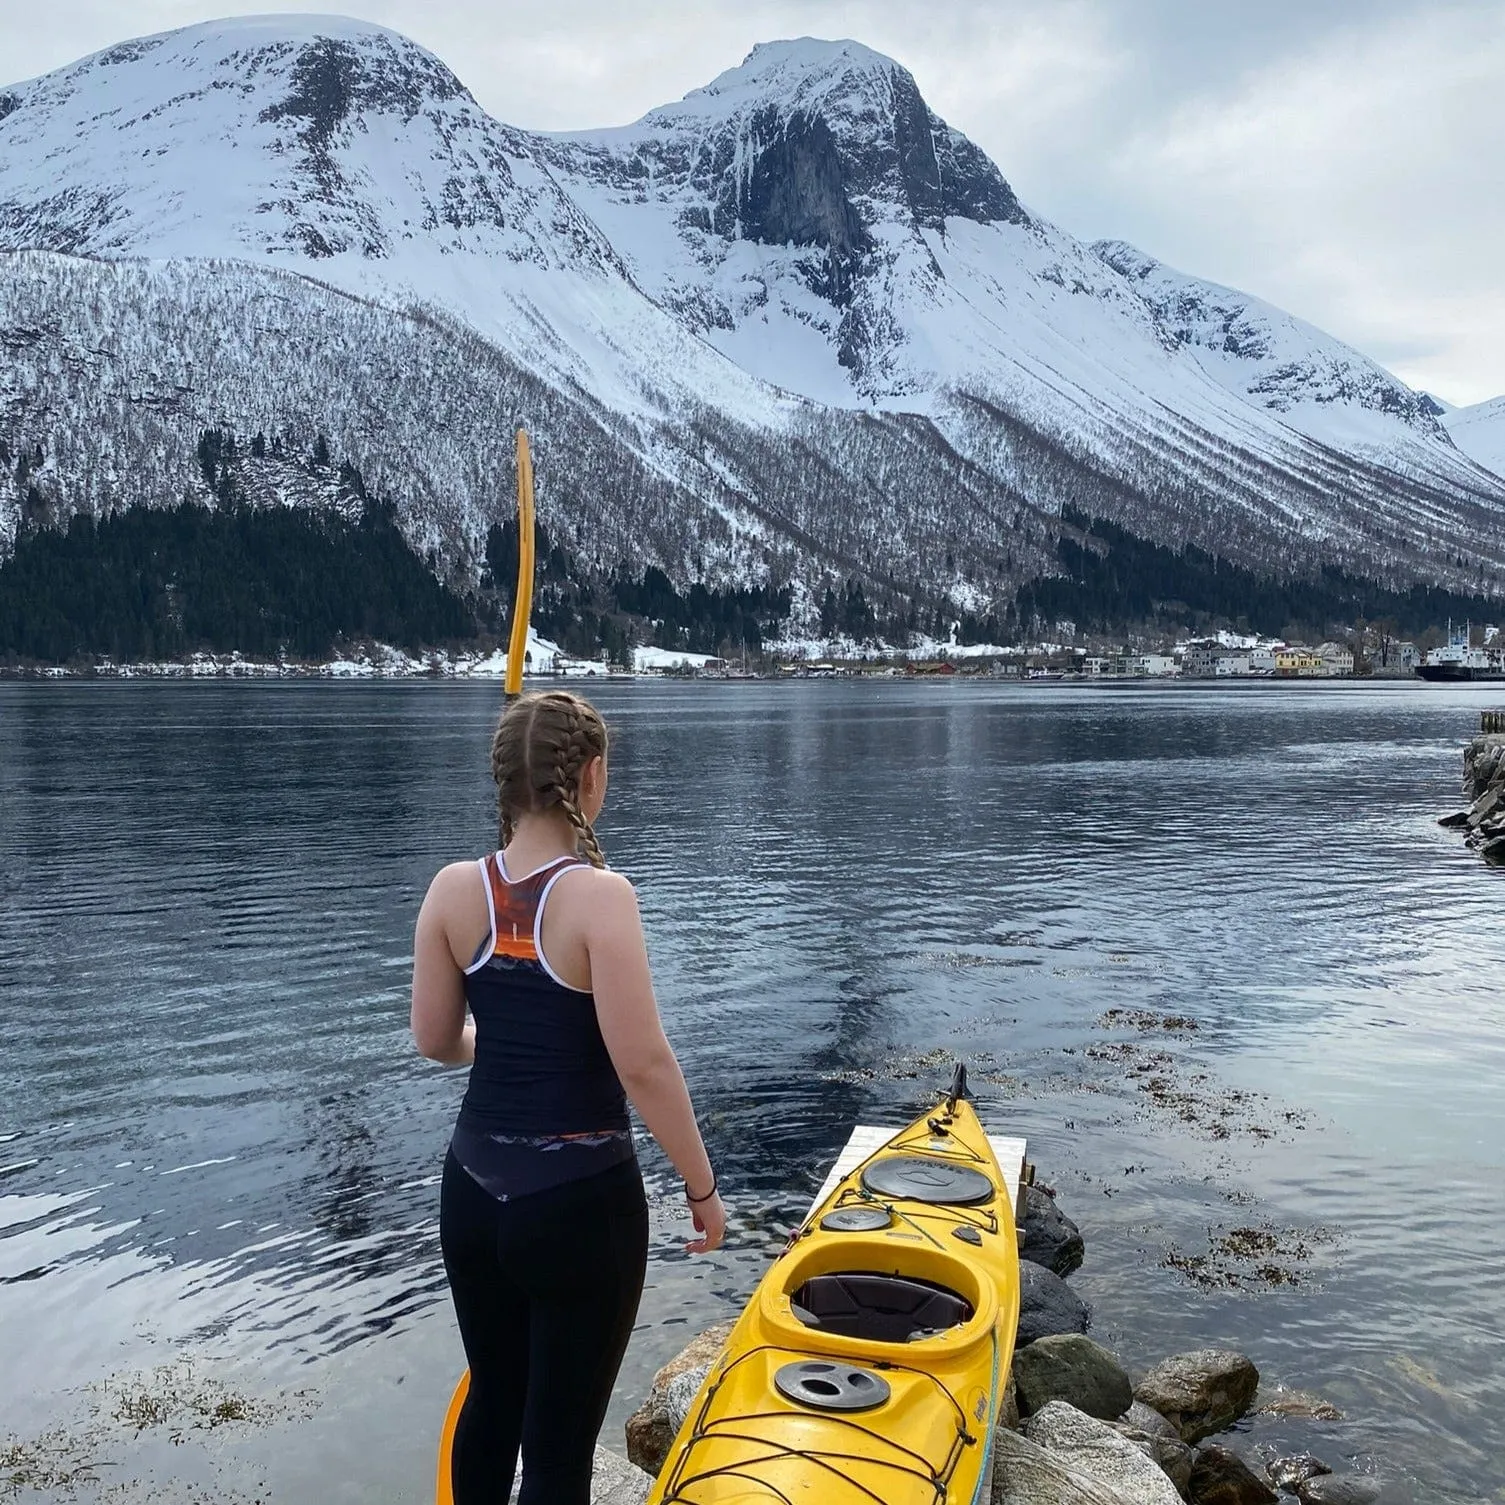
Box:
[490,691,609,868]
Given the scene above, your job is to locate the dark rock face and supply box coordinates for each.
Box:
[1135,1349,1260,1443]
[1012,1334,1132,1420]
[258,34,467,145]
[1019,1184,1085,1275]
[732,108,869,305]
[1017,1259,1091,1347]
[247,33,522,258]
[0,92,19,123]
[936,125,1025,223]
[1188,1444,1278,1504]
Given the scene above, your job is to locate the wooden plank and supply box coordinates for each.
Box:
[808,1125,1029,1221]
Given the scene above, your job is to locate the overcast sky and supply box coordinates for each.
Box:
[6,0,1502,405]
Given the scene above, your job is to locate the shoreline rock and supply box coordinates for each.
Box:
[1450,727,1505,862]
[1134,1349,1261,1443]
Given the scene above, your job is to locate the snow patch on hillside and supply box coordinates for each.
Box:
[1444,396,1505,480]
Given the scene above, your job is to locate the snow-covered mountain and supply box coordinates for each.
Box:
[2,16,1503,615]
[1444,397,1505,482]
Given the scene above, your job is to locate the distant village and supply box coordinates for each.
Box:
[599,628,1494,681]
[486,633,1411,681]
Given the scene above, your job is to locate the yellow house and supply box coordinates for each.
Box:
[1275,649,1325,676]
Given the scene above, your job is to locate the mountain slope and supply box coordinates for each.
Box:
[535,39,1505,587]
[1443,397,1505,481]
[1,17,1503,625]
[0,15,786,424]
[0,249,1062,606]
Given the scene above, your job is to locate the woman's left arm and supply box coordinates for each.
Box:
[411,864,476,1066]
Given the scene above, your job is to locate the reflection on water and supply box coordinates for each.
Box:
[2,680,1503,1499]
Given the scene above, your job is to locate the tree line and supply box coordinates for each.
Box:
[1014,507,1502,642]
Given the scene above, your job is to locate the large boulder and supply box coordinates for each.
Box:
[1111,1421,1194,1496]
[1012,1335,1133,1421]
[1018,1186,1086,1276]
[1134,1350,1260,1443]
[623,1322,735,1476]
[589,1447,654,1505]
[1187,1444,1277,1505]
[1022,1401,1183,1505]
[1017,1261,1091,1347]
[990,1425,1130,1505]
[510,1448,651,1504]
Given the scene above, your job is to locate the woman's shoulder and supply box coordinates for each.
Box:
[423,858,486,903]
[552,862,637,915]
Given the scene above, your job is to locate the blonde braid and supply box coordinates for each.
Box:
[488,691,608,865]
[548,697,608,869]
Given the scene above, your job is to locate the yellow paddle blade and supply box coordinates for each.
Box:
[504,428,536,701]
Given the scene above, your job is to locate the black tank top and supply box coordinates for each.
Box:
[451,852,633,1202]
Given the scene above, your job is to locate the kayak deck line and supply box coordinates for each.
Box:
[809,1125,1029,1220]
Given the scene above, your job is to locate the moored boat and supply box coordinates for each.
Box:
[1415,629,1505,682]
[646,1066,1019,1504]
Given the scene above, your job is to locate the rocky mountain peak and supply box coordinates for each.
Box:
[0,15,615,271]
[642,36,1025,239]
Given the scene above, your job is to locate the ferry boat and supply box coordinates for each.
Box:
[1415,628,1505,682]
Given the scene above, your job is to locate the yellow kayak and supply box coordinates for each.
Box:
[648,1066,1020,1504]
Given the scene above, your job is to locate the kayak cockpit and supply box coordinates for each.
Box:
[791,1271,973,1343]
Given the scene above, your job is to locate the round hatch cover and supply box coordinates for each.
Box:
[819,1206,893,1232]
[774,1360,891,1413]
[861,1155,995,1206]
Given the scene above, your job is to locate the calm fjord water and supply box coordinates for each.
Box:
[1,680,1502,1502]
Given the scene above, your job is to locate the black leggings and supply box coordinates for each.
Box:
[439,1149,648,1505]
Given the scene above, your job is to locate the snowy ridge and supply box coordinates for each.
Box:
[1093,240,1449,447]
[1444,397,1505,481]
[1,16,1504,617]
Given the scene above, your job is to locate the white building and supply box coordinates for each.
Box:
[1180,643,1225,678]
[1317,642,1355,676]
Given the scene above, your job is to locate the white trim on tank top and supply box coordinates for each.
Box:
[462,855,501,977]
[497,851,579,883]
[534,863,592,994]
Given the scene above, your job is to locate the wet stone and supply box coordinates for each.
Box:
[1017,1260,1091,1347]
[1018,1184,1086,1276]
[1188,1443,1278,1505]
[1295,1476,1383,1505]
[1269,1454,1333,1491]
[1012,1334,1133,1421]
[1135,1349,1260,1443]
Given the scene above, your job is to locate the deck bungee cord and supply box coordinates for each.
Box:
[658,1345,979,1505]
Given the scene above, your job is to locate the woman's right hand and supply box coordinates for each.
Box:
[686,1191,726,1254]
